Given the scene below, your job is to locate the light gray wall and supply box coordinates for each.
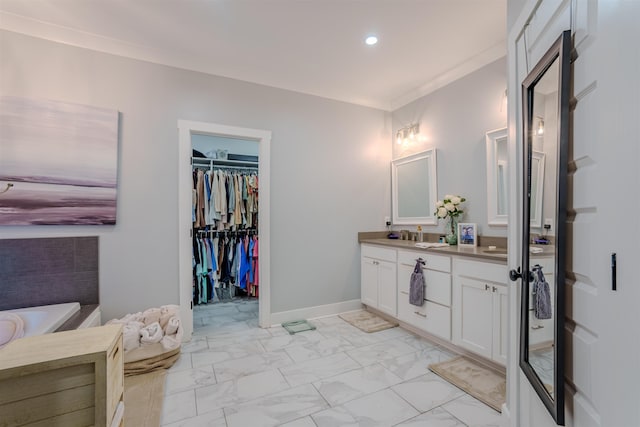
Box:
[391,57,508,237]
[507,0,528,31]
[0,30,391,320]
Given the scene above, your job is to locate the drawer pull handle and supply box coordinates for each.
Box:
[400,291,409,295]
[531,325,544,330]
[485,284,490,291]
[492,286,497,292]
[414,311,427,318]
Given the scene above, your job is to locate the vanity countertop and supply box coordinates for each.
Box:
[360,238,555,262]
[360,238,509,262]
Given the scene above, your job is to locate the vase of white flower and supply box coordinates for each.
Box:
[434,194,466,245]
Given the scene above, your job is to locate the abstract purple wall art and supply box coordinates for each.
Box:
[0,97,119,225]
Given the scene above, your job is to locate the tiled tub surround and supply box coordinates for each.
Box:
[161,299,503,427]
[0,236,100,328]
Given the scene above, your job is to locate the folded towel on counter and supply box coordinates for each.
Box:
[530,246,544,253]
[415,242,449,249]
[122,321,144,351]
[0,313,25,348]
[140,322,163,345]
[163,316,180,336]
[142,308,162,326]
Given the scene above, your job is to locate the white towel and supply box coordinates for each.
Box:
[0,313,25,348]
[159,305,179,329]
[164,316,180,336]
[161,319,183,351]
[139,322,163,345]
[415,242,449,248]
[122,321,143,351]
[106,312,144,325]
[142,308,162,326]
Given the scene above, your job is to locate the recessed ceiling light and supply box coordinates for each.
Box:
[365,35,378,46]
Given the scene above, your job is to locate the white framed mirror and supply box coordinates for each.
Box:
[486,128,508,225]
[529,151,545,228]
[391,149,437,225]
[486,128,545,227]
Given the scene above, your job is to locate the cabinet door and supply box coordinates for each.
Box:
[491,283,508,365]
[457,277,493,359]
[377,260,397,316]
[361,257,378,308]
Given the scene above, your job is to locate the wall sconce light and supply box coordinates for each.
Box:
[537,117,545,135]
[396,123,420,145]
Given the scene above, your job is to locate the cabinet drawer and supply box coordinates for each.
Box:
[398,268,451,306]
[454,258,507,284]
[398,250,450,273]
[362,245,396,262]
[398,298,451,340]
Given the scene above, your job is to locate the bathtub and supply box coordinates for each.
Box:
[4,302,81,337]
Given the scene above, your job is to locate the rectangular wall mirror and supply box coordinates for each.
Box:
[486,128,545,227]
[391,149,438,225]
[516,30,571,425]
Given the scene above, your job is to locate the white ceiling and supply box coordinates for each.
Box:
[0,0,507,111]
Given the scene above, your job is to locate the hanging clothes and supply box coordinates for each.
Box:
[191,161,259,304]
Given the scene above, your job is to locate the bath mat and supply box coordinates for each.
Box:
[123,369,167,427]
[282,319,316,334]
[339,310,398,333]
[429,356,506,412]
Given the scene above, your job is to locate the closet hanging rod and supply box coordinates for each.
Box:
[191,157,258,168]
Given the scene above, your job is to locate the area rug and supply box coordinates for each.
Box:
[339,310,398,333]
[123,369,167,427]
[429,356,506,412]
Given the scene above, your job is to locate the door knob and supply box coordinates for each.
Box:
[509,267,522,282]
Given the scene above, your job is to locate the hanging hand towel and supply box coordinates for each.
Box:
[533,267,552,319]
[409,259,426,306]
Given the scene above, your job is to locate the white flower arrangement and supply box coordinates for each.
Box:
[435,194,466,219]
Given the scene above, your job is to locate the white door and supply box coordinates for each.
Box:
[377,260,397,316]
[491,283,508,365]
[507,1,640,426]
[361,257,378,308]
[457,277,493,359]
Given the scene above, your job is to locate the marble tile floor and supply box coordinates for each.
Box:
[161,299,503,427]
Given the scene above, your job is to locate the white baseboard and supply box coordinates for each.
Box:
[270,299,363,326]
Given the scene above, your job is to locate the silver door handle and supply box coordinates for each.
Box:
[414,312,427,318]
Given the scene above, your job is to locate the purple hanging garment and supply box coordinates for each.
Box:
[409,259,425,306]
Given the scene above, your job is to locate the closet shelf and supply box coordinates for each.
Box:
[191,157,258,169]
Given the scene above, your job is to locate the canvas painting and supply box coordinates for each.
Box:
[0,96,119,225]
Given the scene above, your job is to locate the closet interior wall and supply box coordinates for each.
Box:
[192,154,259,306]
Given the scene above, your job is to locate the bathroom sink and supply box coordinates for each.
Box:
[482,248,508,255]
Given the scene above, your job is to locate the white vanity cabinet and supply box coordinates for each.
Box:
[452,258,508,365]
[397,250,452,340]
[361,244,397,316]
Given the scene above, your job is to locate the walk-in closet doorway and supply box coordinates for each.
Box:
[178,120,272,339]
